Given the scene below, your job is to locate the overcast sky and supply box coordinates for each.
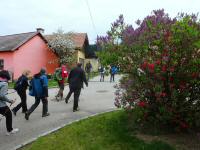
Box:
[0,0,199,43]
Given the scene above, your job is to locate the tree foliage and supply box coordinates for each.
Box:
[48,28,76,66]
[97,9,200,132]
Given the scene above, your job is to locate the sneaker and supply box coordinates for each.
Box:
[55,95,59,101]
[25,113,29,120]
[6,128,19,136]
[73,108,80,112]
[12,109,16,116]
[42,113,50,117]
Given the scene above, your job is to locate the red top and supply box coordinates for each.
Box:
[59,65,68,84]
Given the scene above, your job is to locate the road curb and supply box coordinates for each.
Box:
[13,108,120,150]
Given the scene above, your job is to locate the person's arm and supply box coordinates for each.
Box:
[41,75,48,97]
[82,71,88,87]
[0,84,13,103]
[24,77,29,88]
[67,70,72,83]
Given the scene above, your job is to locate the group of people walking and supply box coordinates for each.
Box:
[0,62,88,136]
[98,65,118,82]
[0,62,118,136]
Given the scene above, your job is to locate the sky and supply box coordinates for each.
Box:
[0,0,200,44]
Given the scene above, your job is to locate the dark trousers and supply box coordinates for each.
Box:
[86,72,90,81]
[110,74,115,82]
[13,91,27,113]
[65,88,81,110]
[0,106,13,132]
[27,97,48,116]
[100,73,104,82]
[57,82,64,98]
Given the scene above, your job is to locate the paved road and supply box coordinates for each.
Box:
[0,75,120,150]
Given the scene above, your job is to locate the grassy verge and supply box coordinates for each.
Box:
[20,110,174,150]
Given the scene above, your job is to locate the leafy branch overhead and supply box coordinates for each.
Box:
[48,28,76,65]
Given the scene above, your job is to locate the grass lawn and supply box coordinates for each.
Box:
[20,110,175,150]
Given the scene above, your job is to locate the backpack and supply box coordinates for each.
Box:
[29,79,34,96]
[99,67,104,73]
[53,69,62,81]
[29,75,45,97]
[14,76,23,91]
[111,67,117,74]
[61,66,68,78]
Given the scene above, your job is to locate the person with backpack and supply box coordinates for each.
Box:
[110,65,118,82]
[65,63,88,112]
[12,70,30,115]
[25,68,49,120]
[99,65,105,82]
[54,65,68,101]
[0,70,19,135]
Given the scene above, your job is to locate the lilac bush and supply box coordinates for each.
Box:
[97,10,200,132]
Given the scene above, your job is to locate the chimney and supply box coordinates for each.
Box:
[36,28,44,34]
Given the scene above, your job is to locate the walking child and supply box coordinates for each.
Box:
[12,70,30,115]
[0,70,19,135]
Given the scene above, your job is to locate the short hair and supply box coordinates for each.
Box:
[77,63,82,67]
[0,70,11,80]
[40,68,46,75]
[22,70,31,76]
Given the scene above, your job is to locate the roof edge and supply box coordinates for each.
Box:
[11,32,48,51]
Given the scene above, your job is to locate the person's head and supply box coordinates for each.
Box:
[22,70,31,77]
[0,70,11,81]
[61,65,66,70]
[40,67,46,75]
[77,63,82,68]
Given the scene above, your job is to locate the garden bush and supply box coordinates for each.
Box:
[97,9,200,132]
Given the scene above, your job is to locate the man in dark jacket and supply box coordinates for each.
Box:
[65,63,88,112]
[25,68,49,120]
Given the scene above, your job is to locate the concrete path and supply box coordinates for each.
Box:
[0,75,121,150]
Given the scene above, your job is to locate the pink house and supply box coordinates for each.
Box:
[0,29,59,79]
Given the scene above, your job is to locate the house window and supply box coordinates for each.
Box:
[0,59,4,69]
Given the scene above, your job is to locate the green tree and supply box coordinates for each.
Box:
[98,10,200,132]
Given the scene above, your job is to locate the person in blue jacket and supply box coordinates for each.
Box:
[110,65,118,82]
[25,68,49,120]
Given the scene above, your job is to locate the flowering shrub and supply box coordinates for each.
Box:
[97,9,200,132]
